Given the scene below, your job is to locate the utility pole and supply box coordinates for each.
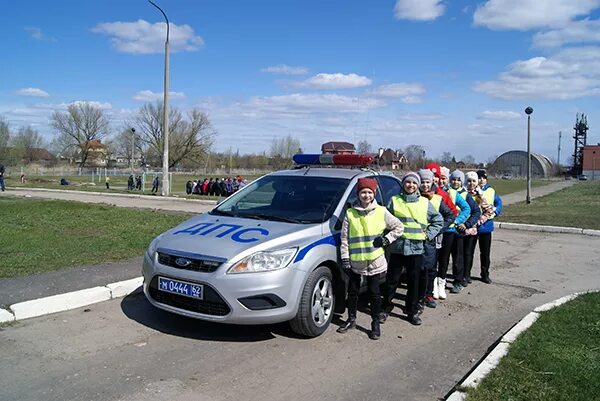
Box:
[557,131,562,173]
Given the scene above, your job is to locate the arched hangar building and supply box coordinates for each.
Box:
[488,151,554,178]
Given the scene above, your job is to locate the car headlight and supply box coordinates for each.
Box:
[146,234,164,259]
[227,248,297,274]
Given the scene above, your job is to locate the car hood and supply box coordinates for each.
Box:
[157,213,319,261]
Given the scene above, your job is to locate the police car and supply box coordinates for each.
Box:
[142,154,404,337]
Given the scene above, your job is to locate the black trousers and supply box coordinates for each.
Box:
[437,232,456,279]
[451,235,465,283]
[346,270,382,320]
[463,236,478,282]
[419,242,437,300]
[382,253,423,316]
[474,232,492,278]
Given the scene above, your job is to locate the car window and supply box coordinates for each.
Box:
[375,176,402,207]
[212,175,350,224]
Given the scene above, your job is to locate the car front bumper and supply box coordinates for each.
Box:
[142,251,306,324]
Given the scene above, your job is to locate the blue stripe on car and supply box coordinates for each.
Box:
[294,234,341,263]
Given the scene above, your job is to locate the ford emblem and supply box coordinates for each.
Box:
[175,257,192,267]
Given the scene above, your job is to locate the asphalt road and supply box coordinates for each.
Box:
[2,229,598,401]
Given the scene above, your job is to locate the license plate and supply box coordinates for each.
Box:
[158,277,203,300]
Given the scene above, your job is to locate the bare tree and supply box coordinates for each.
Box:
[269,135,302,159]
[50,102,110,167]
[132,102,216,168]
[463,154,476,166]
[440,151,454,165]
[110,127,145,167]
[0,116,10,159]
[357,140,373,154]
[403,144,426,169]
[10,126,44,163]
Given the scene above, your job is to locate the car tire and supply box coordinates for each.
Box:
[290,266,334,337]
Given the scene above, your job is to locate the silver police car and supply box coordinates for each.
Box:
[142,155,403,337]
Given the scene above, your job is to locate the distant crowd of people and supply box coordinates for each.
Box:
[186,176,247,197]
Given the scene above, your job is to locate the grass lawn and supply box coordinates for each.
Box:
[499,181,600,230]
[0,197,192,278]
[464,291,600,401]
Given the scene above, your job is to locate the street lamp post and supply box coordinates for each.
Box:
[525,107,533,204]
[130,128,135,174]
[148,0,170,196]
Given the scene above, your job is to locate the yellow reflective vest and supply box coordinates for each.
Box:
[391,196,429,240]
[482,187,496,219]
[347,206,386,262]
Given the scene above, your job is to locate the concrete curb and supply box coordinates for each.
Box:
[446,290,597,400]
[495,221,600,237]
[9,187,218,206]
[0,276,143,324]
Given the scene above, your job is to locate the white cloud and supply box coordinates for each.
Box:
[473,46,600,100]
[294,73,372,89]
[473,0,600,30]
[394,0,445,21]
[477,110,521,120]
[36,101,113,110]
[243,93,385,115]
[24,26,56,42]
[261,64,308,75]
[369,83,426,97]
[91,19,204,54]
[533,18,600,48]
[132,90,187,101]
[15,88,50,97]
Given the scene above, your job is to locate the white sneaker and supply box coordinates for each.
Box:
[438,278,447,300]
[433,276,439,299]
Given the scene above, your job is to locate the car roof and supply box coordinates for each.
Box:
[268,167,385,180]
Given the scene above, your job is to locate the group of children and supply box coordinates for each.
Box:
[338,164,503,340]
[185,176,247,197]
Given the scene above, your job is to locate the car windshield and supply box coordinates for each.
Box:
[210,175,350,224]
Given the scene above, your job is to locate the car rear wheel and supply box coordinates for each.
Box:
[290,266,334,337]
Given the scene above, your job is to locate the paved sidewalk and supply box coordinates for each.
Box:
[501,180,575,205]
[6,187,217,214]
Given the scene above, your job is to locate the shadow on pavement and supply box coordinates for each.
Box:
[120,288,305,342]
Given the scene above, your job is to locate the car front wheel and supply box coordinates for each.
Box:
[290,266,334,337]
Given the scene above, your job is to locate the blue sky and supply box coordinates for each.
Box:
[2,0,600,164]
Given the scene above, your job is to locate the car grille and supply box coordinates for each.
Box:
[148,276,231,316]
[157,251,223,273]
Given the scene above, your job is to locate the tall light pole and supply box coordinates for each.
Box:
[130,128,135,174]
[525,107,533,204]
[148,0,170,196]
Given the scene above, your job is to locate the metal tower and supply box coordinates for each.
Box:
[572,113,588,176]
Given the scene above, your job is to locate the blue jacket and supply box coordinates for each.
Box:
[477,184,503,234]
[445,190,471,234]
[455,190,481,237]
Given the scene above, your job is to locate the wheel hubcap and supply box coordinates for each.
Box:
[311,277,333,327]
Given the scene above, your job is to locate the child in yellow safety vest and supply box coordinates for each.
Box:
[381,172,443,326]
[338,178,404,340]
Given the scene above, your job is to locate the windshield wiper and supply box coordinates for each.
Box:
[209,209,236,217]
[239,213,304,224]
